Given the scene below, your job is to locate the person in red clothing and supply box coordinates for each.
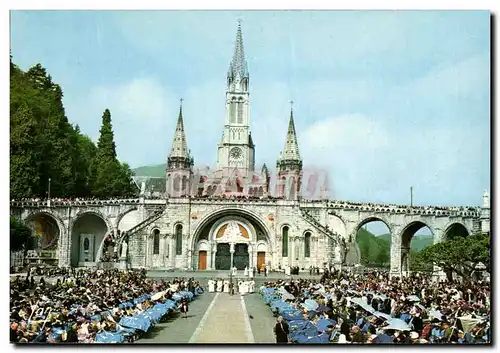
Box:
[421,320,432,340]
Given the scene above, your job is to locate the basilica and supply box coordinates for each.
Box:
[12,23,488,276]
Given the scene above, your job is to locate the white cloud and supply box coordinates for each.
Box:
[303,114,390,152]
[89,78,173,124]
[407,52,490,100]
[69,77,178,167]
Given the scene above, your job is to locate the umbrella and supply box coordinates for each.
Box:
[374,293,388,300]
[458,315,487,333]
[302,299,319,311]
[407,295,420,302]
[151,291,166,301]
[383,318,412,331]
[372,334,393,343]
[475,262,486,270]
[373,311,391,320]
[316,305,331,312]
[351,298,376,314]
[428,310,443,321]
[316,318,335,331]
[347,289,361,296]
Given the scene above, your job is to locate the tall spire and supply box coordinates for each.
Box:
[228,20,249,80]
[169,98,190,160]
[281,101,301,161]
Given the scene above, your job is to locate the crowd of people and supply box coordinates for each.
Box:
[263,269,490,344]
[10,268,203,344]
[11,196,480,217]
[11,197,140,207]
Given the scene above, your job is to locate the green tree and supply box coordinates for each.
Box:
[10,216,35,253]
[10,59,135,199]
[412,233,490,280]
[10,103,40,198]
[92,109,135,197]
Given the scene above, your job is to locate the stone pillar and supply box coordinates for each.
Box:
[162,234,168,267]
[253,248,258,270]
[169,235,175,268]
[390,231,402,278]
[431,228,446,281]
[313,237,319,267]
[187,249,192,270]
[206,247,212,270]
[58,228,71,268]
[211,242,217,270]
[401,246,410,277]
[248,243,253,269]
[297,238,302,268]
[290,236,295,267]
[230,243,235,269]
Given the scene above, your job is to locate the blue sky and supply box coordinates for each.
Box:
[10,10,490,212]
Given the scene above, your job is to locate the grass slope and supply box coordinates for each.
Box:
[377,233,433,252]
[133,164,166,177]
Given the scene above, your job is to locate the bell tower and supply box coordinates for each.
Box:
[216,20,255,177]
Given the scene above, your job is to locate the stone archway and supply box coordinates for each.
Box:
[23,212,64,266]
[398,221,434,277]
[70,212,110,267]
[190,208,272,271]
[444,222,469,240]
[348,216,393,267]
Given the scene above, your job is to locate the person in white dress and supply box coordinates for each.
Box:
[249,268,254,279]
[217,279,223,292]
[232,266,237,276]
[238,281,244,294]
[244,266,248,277]
[223,279,230,293]
[249,280,255,293]
[208,279,215,293]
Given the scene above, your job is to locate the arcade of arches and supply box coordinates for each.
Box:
[347,218,470,274]
[192,215,269,271]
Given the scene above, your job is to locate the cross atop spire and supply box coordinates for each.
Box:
[228,20,249,80]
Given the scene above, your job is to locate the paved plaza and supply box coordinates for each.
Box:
[138,271,278,344]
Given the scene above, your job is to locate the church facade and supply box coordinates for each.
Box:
[11,23,490,276]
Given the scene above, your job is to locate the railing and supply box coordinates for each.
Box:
[26,250,58,259]
[10,199,141,208]
[9,197,481,219]
[300,208,343,263]
[118,206,165,242]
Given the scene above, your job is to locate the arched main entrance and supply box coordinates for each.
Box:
[190,209,271,271]
[213,221,251,270]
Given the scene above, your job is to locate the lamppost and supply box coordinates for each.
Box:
[48,178,51,207]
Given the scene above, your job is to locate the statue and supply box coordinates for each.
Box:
[121,241,128,259]
[140,181,146,196]
[244,266,248,277]
[483,190,490,208]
